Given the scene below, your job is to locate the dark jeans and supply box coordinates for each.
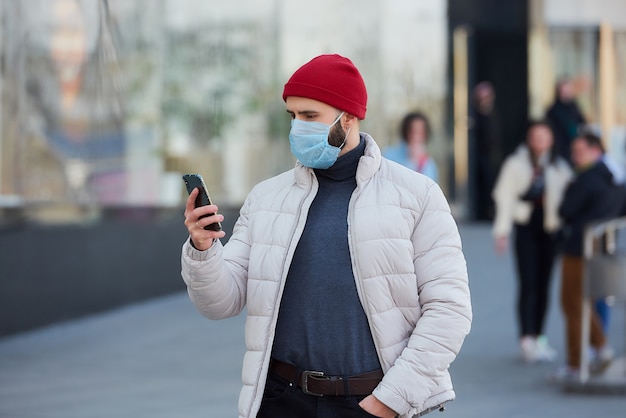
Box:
[257,372,380,418]
[475,155,497,221]
[514,206,557,337]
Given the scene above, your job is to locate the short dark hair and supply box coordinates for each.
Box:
[400,112,431,144]
[576,131,606,154]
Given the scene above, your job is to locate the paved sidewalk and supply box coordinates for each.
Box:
[1,223,625,417]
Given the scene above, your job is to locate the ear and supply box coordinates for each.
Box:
[342,113,359,130]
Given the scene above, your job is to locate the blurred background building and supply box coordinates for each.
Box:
[1,0,625,335]
[1,0,625,219]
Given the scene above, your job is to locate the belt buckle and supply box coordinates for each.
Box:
[301,370,325,396]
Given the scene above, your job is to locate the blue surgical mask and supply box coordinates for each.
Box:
[289,112,348,169]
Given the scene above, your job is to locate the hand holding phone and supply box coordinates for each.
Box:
[182,174,222,232]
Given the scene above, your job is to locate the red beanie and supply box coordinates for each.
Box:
[282,54,367,119]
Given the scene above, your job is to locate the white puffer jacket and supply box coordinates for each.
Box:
[181,134,472,418]
[492,145,573,237]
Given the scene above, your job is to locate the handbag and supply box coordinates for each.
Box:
[520,169,545,202]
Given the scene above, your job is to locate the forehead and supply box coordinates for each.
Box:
[285,96,337,113]
[409,118,426,128]
[529,125,551,135]
[572,139,590,150]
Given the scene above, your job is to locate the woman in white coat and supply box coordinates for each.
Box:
[492,121,573,363]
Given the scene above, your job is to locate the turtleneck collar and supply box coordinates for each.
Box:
[315,136,366,181]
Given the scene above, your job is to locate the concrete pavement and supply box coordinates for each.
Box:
[0,223,625,417]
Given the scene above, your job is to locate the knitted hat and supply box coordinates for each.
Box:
[282,54,367,119]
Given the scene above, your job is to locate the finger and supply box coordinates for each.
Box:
[193,205,220,226]
[184,188,199,217]
[195,212,224,229]
[194,203,219,216]
[189,228,226,251]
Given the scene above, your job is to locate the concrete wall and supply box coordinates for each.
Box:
[0,206,239,337]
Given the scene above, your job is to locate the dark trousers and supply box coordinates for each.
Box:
[514,207,557,337]
[475,156,496,221]
[257,372,379,418]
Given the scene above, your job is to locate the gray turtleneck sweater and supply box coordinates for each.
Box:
[271,136,381,376]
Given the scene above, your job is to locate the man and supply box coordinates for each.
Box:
[471,81,502,221]
[556,133,623,380]
[181,54,472,418]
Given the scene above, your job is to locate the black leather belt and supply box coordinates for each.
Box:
[269,359,383,397]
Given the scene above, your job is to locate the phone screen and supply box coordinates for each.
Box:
[182,174,222,232]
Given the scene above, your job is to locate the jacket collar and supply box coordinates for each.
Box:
[294,133,382,188]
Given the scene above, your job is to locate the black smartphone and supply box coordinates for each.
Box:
[182,173,222,232]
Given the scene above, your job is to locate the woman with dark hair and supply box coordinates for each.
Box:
[492,121,573,363]
[383,111,438,181]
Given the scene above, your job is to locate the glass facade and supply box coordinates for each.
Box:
[0,0,450,222]
[539,0,626,165]
[543,25,626,166]
[4,0,623,223]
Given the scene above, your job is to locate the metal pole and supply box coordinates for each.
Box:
[598,21,616,151]
[452,26,469,219]
[580,224,594,383]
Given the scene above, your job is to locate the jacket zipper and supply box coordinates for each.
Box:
[250,171,317,415]
[347,185,386,369]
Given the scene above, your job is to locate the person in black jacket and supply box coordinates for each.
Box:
[472,81,502,220]
[554,133,624,380]
[546,79,586,166]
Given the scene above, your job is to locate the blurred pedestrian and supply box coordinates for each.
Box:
[181,54,472,418]
[472,81,502,221]
[546,78,586,165]
[553,132,625,380]
[383,111,439,181]
[492,121,573,363]
[595,147,626,333]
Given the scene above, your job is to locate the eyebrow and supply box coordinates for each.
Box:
[286,109,319,116]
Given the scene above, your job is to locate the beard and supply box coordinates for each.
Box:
[327,120,347,148]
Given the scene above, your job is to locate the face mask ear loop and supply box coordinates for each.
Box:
[338,126,351,150]
[331,112,345,127]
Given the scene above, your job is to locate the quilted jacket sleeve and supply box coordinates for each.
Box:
[180,198,252,320]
